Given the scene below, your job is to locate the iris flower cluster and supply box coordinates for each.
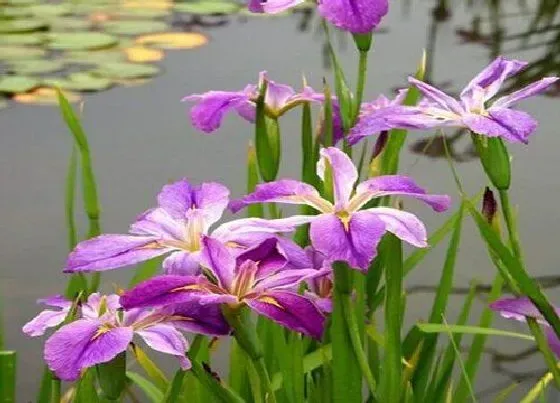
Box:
[24,0,560,385]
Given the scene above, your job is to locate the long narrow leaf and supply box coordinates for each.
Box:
[0,351,16,403]
[417,324,535,341]
[126,371,164,402]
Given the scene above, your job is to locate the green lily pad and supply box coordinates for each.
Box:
[44,72,112,92]
[102,20,167,36]
[0,45,46,60]
[63,49,125,64]
[114,8,170,18]
[8,59,65,74]
[0,19,48,34]
[3,0,38,6]
[49,18,92,31]
[0,75,39,93]
[0,6,33,18]
[28,4,73,17]
[174,1,240,15]
[95,62,159,79]
[47,32,119,50]
[0,33,46,45]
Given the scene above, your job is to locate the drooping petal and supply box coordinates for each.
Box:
[169,303,231,336]
[192,182,230,229]
[156,179,193,219]
[317,147,358,208]
[363,207,427,248]
[462,109,537,144]
[248,0,303,13]
[64,235,168,273]
[230,179,332,214]
[44,320,133,381]
[317,0,388,34]
[201,237,235,289]
[309,212,386,270]
[236,238,287,279]
[23,310,69,337]
[120,275,235,310]
[37,295,72,309]
[246,291,325,339]
[182,91,254,133]
[254,268,322,291]
[136,324,191,370]
[130,208,185,240]
[489,297,547,323]
[408,77,464,114]
[162,251,201,276]
[493,77,559,108]
[347,105,405,145]
[353,175,451,212]
[460,57,527,103]
[305,292,333,313]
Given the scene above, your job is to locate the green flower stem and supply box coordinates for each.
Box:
[50,378,60,403]
[221,306,276,403]
[498,190,523,262]
[353,50,369,125]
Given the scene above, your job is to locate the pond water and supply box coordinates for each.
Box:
[2,0,560,401]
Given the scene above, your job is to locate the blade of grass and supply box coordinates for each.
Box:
[520,365,557,403]
[190,361,245,403]
[417,324,535,341]
[126,371,164,402]
[493,382,519,403]
[0,351,16,403]
[131,344,168,392]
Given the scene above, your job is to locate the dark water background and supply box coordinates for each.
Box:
[2,0,560,400]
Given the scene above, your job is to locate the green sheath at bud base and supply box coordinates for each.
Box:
[472,134,511,191]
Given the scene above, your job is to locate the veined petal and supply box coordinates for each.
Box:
[245,291,325,339]
[463,109,537,144]
[408,77,464,114]
[23,310,68,337]
[130,208,185,240]
[236,238,287,280]
[317,0,388,34]
[136,324,191,370]
[156,179,193,219]
[120,275,235,310]
[254,268,322,291]
[317,147,358,209]
[64,234,168,273]
[249,0,303,13]
[493,77,559,108]
[347,105,403,145]
[364,207,427,247]
[353,175,451,212]
[163,251,201,276]
[82,293,121,320]
[44,320,133,381]
[192,182,230,229]
[230,179,332,213]
[182,91,254,133]
[489,297,549,324]
[37,295,72,309]
[261,73,297,112]
[168,303,231,335]
[201,237,235,289]
[460,57,527,102]
[213,216,316,241]
[309,212,386,270]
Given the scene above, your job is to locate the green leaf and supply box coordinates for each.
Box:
[7,60,64,75]
[0,45,45,60]
[493,382,519,403]
[74,369,99,403]
[247,143,264,218]
[382,235,403,402]
[49,18,92,31]
[521,370,555,403]
[128,256,163,287]
[0,33,46,45]
[63,49,124,65]
[96,352,127,400]
[36,367,52,403]
[174,1,240,15]
[47,32,119,51]
[191,360,245,403]
[95,62,159,79]
[28,4,73,17]
[131,344,168,392]
[0,75,39,93]
[0,19,47,34]
[162,370,186,403]
[102,20,168,36]
[417,324,535,341]
[126,371,164,402]
[45,73,112,92]
[0,351,16,403]
[254,81,279,182]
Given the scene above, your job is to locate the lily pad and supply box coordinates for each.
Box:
[0,6,33,18]
[13,87,81,105]
[0,45,46,60]
[0,33,46,45]
[95,62,159,79]
[102,20,167,36]
[3,0,38,6]
[135,32,208,49]
[0,19,48,34]
[28,4,73,17]
[63,49,125,64]
[122,0,172,10]
[0,75,39,93]
[174,1,240,15]
[49,18,92,31]
[114,8,170,18]
[47,32,119,50]
[124,46,163,63]
[8,59,65,74]
[44,72,112,91]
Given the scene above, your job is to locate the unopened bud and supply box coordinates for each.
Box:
[481,187,497,224]
[368,130,388,177]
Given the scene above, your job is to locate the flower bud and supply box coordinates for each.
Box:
[472,134,511,190]
[481,186,500,233]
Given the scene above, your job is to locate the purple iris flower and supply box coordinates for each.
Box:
[304,247,333,313]
[24,293,229,381]
[490,297,560,357]
[248,0,388,34]
[64,179,310,276]
[391,57,559,144]
[231,147,450,271]
[347,89,409,145]
[182,71,342,140]
[23,295,73,337]
[121,237,326,339]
